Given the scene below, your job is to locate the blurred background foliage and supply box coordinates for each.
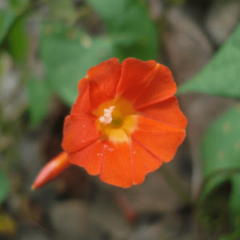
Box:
[1,0,158,126]
[178,23,240,232]
[1,0,240,239]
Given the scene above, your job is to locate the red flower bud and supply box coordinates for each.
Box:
[32,152,70,190]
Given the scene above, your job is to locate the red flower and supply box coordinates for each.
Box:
[32,58,187,189]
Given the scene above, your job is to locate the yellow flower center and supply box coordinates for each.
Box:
[94,98,138,143]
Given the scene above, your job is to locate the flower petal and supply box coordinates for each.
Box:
[131,139,162,185]
[71,77,93,116]
[87,58,121,110]
[116,58,176,110]
[68,141,103,175]
[116,58,156,103]
[62,115,101,153]
[133,64,177,109]
[100,141,133,188]
[139,96,187,129]
[132,116,186,163]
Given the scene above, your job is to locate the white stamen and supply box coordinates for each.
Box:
[99,106,115,125]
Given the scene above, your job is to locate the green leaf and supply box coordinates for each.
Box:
[200,174,228,200]
[0,0,29,45]
[178,24,240,99]
[0,169,9,204]
[229,174,240,228]
[0,10,16,45]
[27,78,52,127]
[201,104,240,178]
[86,0,158,61]
[40,23,114,105]
[6,16,28,61]
[200,104,240,229]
